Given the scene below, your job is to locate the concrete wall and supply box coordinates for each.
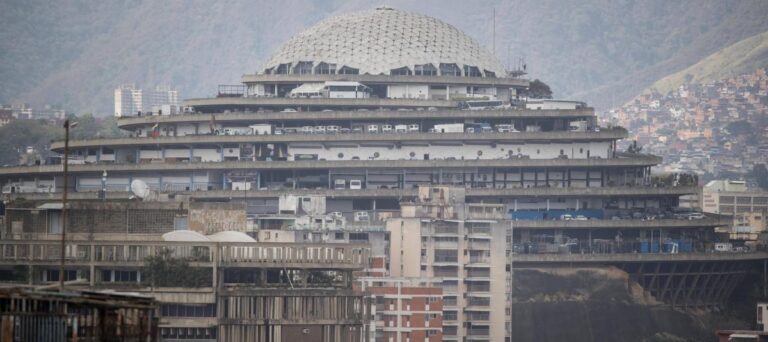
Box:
[387,84,429,99]
[387,218,423,278]
[193,148,220,162]
[188,202,246,234]
[289,142,612,161]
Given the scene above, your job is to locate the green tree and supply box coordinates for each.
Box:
[527,79,553,99]
[725,120,753,136]
[97,116,126,138]
[142,248,212,288]
[0,119,61,165]
[752,164,768,191]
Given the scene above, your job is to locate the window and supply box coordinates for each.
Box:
[390,67,412,76]
[335,232,344,239]
[275,63,291,74]
[315,62,336,74]
[439,63,461,76]
[338,66,359,75]
[463,65,482,77]
[160,304,216,317]
[292,61,313,74]
[414,64,437,76]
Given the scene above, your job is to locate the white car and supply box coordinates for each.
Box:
[326,125,340,134]
[408,124,420,132]
[314,126,326,134]
[381,124,393,133]
[299,126,314,134]
[367,125,379,133]
[281,108,298,113]
[395,125,408,133]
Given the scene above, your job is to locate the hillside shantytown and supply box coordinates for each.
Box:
[1,5,768,342]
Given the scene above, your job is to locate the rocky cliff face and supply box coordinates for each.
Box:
[512,267,753,342]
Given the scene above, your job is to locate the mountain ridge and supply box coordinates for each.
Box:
[2,0,768,114]
[643,30,768,96]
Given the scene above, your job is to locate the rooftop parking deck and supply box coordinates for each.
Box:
[116,108,596,128]
[49,128,627,151]
[0,154,662,177]
[240,73,530,87]
[5,186,696,204]
[184,97,458,112]
[512,251,768,264]
[509,216,729,229]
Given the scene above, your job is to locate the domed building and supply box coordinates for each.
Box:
[262,6,506,77]
[0,7,746,342]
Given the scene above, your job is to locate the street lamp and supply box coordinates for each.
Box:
[59,119,77,289]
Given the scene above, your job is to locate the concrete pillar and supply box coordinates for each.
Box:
[90,244,95,287]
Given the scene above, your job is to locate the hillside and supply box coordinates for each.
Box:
[646,30,768,96]
[2,0,768,113]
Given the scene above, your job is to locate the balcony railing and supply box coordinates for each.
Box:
[0,240,369,269]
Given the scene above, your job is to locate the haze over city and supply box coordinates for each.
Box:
[0,1,767,341]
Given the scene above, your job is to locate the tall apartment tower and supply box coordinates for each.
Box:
[145,84,179,115]
[114,84,143,117]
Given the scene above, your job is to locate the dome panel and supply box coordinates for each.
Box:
[263,7,506,77]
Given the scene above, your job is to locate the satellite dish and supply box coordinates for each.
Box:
[130,180,151,199]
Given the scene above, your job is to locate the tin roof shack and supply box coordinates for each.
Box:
[0,287,158,342]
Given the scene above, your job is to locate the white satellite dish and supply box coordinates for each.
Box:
[130,180,151,199]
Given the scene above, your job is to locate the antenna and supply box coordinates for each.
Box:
[130,179,151,199]
[492,8,496,56]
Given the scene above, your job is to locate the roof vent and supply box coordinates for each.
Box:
[376,5,394,10]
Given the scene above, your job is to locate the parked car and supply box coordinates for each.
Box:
[299,126,314,134]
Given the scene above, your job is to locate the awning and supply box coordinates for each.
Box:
[290,83,325,95]
[37,203,63,210]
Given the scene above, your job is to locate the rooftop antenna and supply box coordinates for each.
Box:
[492,8,496,57]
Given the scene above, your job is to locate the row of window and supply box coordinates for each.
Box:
[160,304,216,318]
[268,62,493,77]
